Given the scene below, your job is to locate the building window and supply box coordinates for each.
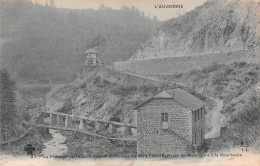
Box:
[161,113,168,122]
[201,109,203,119]
[194,111,196,122]
[195,132,196,144]
[161,113,168,129]
[198,109,200,120]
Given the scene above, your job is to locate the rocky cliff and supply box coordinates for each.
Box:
[45,61,260,152]
[130,0,260,60]
[45,67,167,128]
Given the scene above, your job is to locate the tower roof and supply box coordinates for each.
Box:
[84,48,97,54]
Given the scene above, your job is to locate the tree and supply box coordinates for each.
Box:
[44,2,48,7]
[0,68,18,140]
[153,15,158,21]
[98,3,105,10]
[50,0,55,8]
[141,12,145,18]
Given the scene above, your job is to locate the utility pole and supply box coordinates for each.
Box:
[48,77,52,87]
[122,97,125,141]
[92,96,103,159]
[43,91,46,111]
[71,101,75,155]
[91,97,97,159]
[42,88,47,124]
[94,104,96,159]
[92,7,100,159]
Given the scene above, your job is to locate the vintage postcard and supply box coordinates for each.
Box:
[0,0,259,165]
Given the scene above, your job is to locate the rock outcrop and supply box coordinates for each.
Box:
[130,0,260,60]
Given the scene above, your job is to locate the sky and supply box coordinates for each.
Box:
[32,0,208,21]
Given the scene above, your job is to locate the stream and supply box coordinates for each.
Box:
[41,129,68,157]
[205,97,224,139]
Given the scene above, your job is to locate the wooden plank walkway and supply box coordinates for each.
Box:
[43,111,137,128]
[24,122,137,141]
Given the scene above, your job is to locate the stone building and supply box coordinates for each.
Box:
[83,48,103,67]
[134,88,207,156]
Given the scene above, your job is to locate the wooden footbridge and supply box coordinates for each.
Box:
[24,110,137,142]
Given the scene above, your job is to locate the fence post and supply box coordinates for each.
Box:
[79,119,86,130]
[65,116,73,128]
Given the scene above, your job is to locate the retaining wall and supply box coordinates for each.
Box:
[97,66,162,86]
[114,50,259,76]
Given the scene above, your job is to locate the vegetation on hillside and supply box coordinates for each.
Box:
[209,87,260,153]
[45,67,199,156]
[46,69,163,124]
[2,0,259,156]
[0,68,52,155]
[158,62,260,152]
[0,68,22,141]
[1,0,160,83]
[45,59,260,154]
[130,0,260,60]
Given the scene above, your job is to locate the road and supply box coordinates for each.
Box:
[205,98,224,139]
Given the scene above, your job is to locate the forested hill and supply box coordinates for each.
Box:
[1,0,160,83]
[130,0,260,60]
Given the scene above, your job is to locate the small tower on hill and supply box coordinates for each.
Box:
[83,48,103,67]
[78,48,103,79]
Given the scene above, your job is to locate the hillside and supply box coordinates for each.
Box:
[45,60,260,154]
[45,66,206,131]
[46,67,164,126]
[130,0,260,60]
[114,50,259,75]
[157,62,260,152]
[0,0,160,83]
[0,69,50,156]
[208,87,260,153]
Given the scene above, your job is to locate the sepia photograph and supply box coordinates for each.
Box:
[0,0,259,165]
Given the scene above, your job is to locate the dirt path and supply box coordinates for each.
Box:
[41,129,68,157]
[205,98,224,139]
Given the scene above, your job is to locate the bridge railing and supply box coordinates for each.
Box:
[33,111,137,141]
[41,111,136,128]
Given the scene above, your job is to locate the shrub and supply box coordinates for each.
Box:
[111,85,138,96]
[93,76,101,85]
[202,62,220,73]
[110,117,121,122]
[22,112,32,121]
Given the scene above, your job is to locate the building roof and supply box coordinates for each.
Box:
[84,48,97,54]
[134,88,206,111]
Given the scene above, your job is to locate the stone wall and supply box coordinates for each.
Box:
[136,98,193,155]
[97,66,162,86]
[192,107,205,146]
[114,50,259,76]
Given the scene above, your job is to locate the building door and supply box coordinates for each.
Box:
[88,59,93,65]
